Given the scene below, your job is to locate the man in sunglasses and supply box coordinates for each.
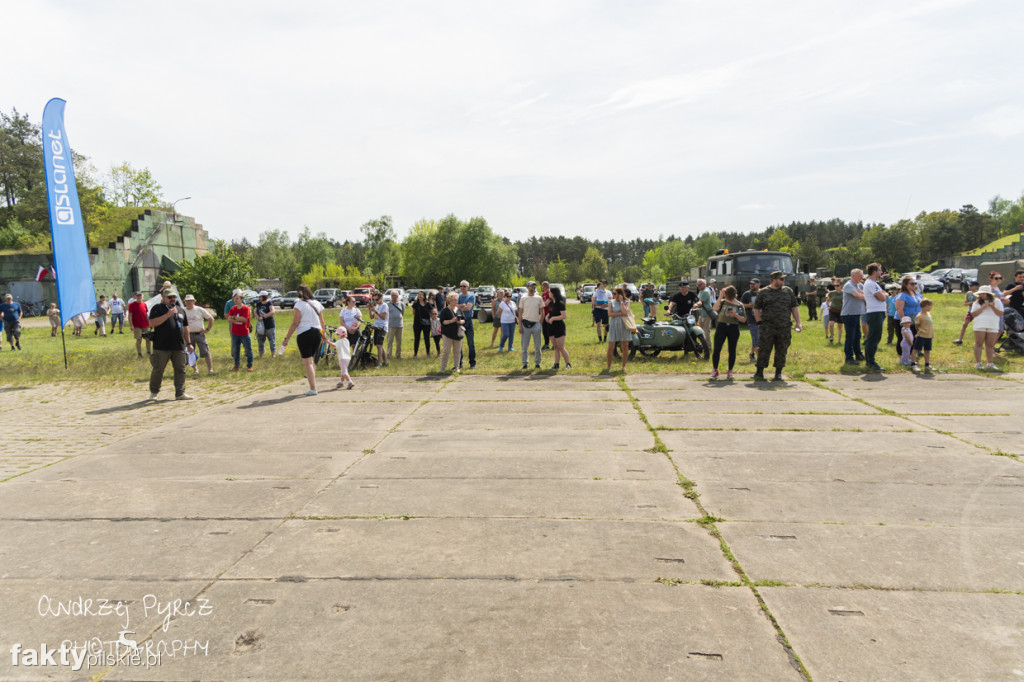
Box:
[147,288,193,401]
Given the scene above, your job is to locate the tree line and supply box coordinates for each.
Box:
[4,106,1023,290]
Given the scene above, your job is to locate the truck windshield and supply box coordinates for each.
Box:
[734,254,794,275]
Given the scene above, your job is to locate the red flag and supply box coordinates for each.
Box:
[36,266,47,282]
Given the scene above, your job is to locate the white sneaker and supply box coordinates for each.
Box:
[175,393,194,401]
[304,389,318,396]
[976,362,984,370]
[148,392,159,401]
[986,363,998,371]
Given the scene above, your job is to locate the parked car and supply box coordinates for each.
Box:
[350,285,375,307]
[579,284,596,303]
[384,288,406,302]
[475,285,496,307]
[941,268,971,292]
[549,283,567,301]
[406,289,421,303]
[313,288,342,307]
[276,291,299,308]
[624,283,640,301]
[916,274,945,293]
[511,286,528,303]
[959,269,979,291]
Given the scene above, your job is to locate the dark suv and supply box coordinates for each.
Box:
[313,288,341,308]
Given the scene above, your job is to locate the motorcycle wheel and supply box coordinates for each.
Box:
[688,334,709,361]
[637,347,661,358]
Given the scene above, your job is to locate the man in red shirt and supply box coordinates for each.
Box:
[228,291,254,371]
[127,291,151,358]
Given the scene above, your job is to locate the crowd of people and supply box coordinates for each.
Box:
[11,266,1023,399]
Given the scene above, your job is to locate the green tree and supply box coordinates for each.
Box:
[361,215,400,276]
[693,233,724,261]
[581,246,606,281]
[105,162,163,207]
[0,108,42,209]
[252,229,299,288]
[548,256,568,284]
[863,222,916,272]
[657,240,699,279]
[170,247,255,307]
[294,227,334,276]
[399,214,516,285]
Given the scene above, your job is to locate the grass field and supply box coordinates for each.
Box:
[1,293,1020,386]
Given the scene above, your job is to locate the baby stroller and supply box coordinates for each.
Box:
[997,307,1024,354]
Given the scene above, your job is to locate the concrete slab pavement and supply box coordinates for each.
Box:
[1,372,1022,680]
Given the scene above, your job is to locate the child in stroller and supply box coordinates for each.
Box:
[997,307,1024,354]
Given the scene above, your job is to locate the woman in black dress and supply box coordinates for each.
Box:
[545,286,571,370]
[411,291,435,356]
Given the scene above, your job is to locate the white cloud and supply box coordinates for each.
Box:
[2,0,1022,243]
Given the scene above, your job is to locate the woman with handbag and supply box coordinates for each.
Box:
[438,292,464,373]
[497,291,517,353]
[411,291,434,357]
[605,287,633,373]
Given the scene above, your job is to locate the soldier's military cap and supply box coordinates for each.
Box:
[769,270,786,280]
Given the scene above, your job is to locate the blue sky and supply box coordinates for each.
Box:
[6,0,1022,244]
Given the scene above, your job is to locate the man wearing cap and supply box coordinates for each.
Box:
[184,295,215,374]
[148,288,193,400]
[255,291,277,358]
[127,291,152,357]
[225,289,241,318]
[228,290,254,371]
[518,281,544,369]
[805,278,818,321]
[753,271,802,381]
[668,281,698,318]
[740,279,761,361]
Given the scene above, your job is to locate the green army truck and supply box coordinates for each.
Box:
[681,250,812,299]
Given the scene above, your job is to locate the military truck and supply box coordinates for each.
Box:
[682,250,811,298]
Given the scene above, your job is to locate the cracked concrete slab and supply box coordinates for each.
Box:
[676,451,1024,485]
[102,581,804,682]
[699,480,1024,526]
[759,587,1024,682]
[347,450,676,480]
[224,518,735,582]
[660,429,974,455]
[720,521,1024,591]
[377,429,653,453]
[299,478,701,520]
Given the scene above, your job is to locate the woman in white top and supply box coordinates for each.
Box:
[339,294,363,347]
[281,284,326,395]
[971,285,1003,370]
[497,290,517,352]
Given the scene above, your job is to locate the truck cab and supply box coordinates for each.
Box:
[687,250,810,297]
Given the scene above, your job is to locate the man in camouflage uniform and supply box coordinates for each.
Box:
[753,270,802,381]
[805,277,818,321]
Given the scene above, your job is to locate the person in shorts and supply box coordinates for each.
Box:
[183,294,215,374]
[94,295,110,336]
[910,298,934,372]
[953,280,980,345]
[127,291,151,357]
[109,293,126,333]
[592,280,610,342]
[47,302,61,337]
[281,284,326,395]
[370,291,389,366]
